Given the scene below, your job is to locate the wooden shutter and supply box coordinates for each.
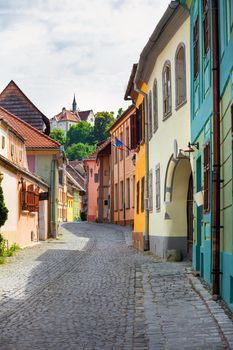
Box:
[21,180,27,211]
[141,177,145,213]
[149,171,153,211]
[130,114,137,149]
[194,18,199,79]
[136,181,140,214]
[34,187,39,212]
[203,0,209,55]
[27,184,35,212]
[203,142,210,212]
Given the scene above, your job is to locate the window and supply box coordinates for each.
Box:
[114,140,118,164]
[203,142,210,212]
[149,91,153,139]
[114,183,118,210]
[94,173,98,183]
[203,0,209,55]
[126,178,130,209]
[132,175,135,208]
[126,127,130,156]
[120,131,123,161]
[136,181,140,214]
[163,61,172,118]
[175,44,186,107]
[1,136,5,149]
[21,183,39,213]
[148,170,153,211]
[153,80,158,132]
[193,17,199,79]
[141,177,145,213]
[155,165,161,211]
[19,150,23,162]
[120,181,124,209]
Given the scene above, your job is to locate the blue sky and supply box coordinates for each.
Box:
[0,0,170,118]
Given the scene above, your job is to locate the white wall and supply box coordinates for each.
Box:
[148,17,191,239]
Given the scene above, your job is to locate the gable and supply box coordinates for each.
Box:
[0,81,50,135]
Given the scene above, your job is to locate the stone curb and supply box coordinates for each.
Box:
[189,274,233,349]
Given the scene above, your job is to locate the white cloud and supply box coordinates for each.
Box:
[0,0,170,117]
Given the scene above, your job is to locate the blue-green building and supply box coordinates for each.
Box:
[183,0,233,310]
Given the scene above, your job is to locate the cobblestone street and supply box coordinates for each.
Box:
[0,223,233,350]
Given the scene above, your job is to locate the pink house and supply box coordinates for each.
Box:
[0,110,49,247]
[83,153,99,222]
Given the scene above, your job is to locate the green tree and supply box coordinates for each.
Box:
[66,121,94,147]
[50,128,66,145]
[66,143,95,161]
[116,108,124,119]
[0,183,8,228]
[93,111,115,143]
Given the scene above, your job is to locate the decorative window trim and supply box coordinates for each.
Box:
[162,60,172,120]
[203,141,210,213]
[155,164,161,212]
[175,43,187,109]
[193,17,199,80]
[153,79,158,133]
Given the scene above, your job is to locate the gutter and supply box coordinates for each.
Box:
[211,0,220,298]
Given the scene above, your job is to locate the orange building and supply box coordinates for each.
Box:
[109,105,136,226]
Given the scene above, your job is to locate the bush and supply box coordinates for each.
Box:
[0,234,20,259]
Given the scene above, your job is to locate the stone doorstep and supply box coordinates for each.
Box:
[189,274,233,349]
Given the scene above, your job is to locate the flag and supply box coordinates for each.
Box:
[115,137,124,148]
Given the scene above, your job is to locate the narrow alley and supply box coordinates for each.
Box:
[0,223,232,350]
[0,223,233,350]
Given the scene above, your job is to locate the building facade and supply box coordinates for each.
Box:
[135,2,191,259]
[96,139,111,223]
[0,116,49,247]
[109,105,136,226]
[83,155,99,222]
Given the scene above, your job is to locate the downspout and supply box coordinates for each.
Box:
[134,83,150,251]
[49,158,56,238]
[211,0,220,298]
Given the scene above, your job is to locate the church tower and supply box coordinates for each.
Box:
[72,94,77,112]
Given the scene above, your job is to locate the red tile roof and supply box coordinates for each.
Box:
[0,107,60,150]
[53,108,80,123]
[0,80,50,135]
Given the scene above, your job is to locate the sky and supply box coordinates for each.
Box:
[0,0,170,118]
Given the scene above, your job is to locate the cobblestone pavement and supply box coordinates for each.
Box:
[0,223,233,350]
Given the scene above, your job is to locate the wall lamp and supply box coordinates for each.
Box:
[183,142,199,153]
[18,176,24,185]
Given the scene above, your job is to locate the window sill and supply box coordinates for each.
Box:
[163,111,172,121]
[175,99,187,111]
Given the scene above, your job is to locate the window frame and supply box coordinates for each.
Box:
[193,17,199,80]
[155,164,161,212]
[153,79,158,133]
[175,43,187,109]
[203,0,209,56]
[162,60,172,120]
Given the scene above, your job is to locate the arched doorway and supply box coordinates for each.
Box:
[164,156,193,260]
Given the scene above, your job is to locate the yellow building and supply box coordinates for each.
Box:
[67,193,74,222]
[124,65,148,251]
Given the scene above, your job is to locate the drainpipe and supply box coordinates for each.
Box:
[134,83,150,251]
[211,0,220,298]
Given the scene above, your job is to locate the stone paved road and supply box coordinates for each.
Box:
[0,223,232,350]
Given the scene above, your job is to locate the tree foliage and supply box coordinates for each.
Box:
[66,121,93,147]
[66,143,95,161]
[0,184,8,227]
[116,108,124,119]
[50,128,66,145]
[93,111,115,143]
